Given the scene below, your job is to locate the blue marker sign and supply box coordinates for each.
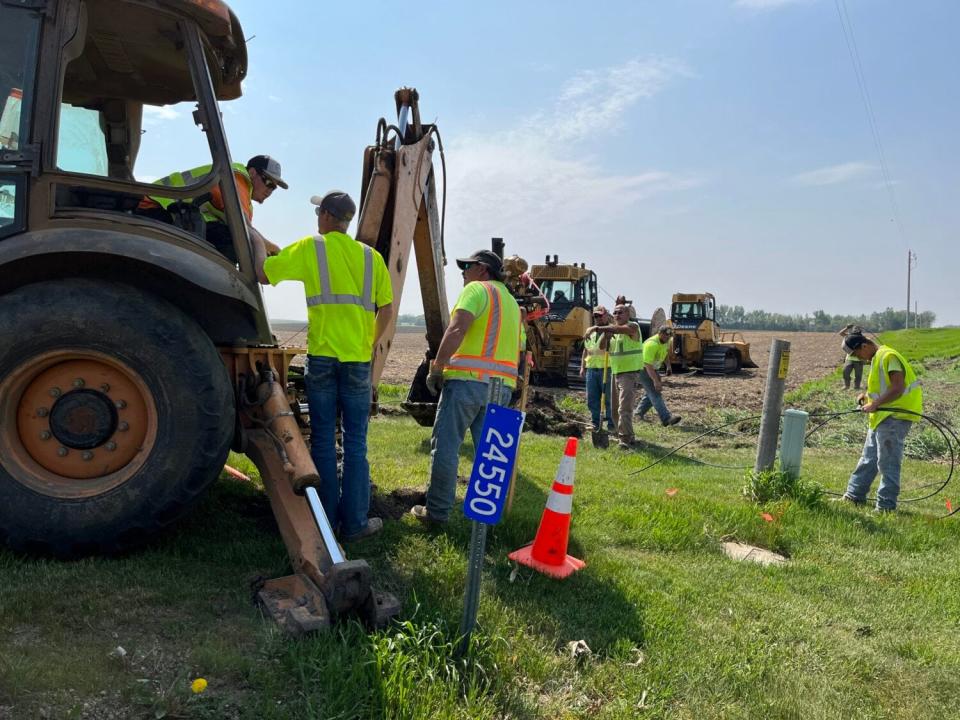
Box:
[463,403,525,525]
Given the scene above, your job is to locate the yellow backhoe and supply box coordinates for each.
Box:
[0,0,449,634]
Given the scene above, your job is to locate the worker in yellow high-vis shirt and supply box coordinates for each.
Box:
[635,326,681,427]
[410,249,523,524]
[838,334,923,512]
[253,192,393,541]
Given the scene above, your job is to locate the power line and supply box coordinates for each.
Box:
[834,0,906,244]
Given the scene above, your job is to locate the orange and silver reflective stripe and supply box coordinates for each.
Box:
[305,236,375,311]
[445,356,517,379]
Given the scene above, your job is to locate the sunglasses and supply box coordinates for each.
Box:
[460,262,476,271]
[258,171,277,191]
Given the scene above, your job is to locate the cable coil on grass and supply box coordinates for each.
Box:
[629,406,958,519]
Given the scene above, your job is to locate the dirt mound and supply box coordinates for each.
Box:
[524,391,584,438]
[370,486,425,520]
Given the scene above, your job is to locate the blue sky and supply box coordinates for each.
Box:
[136,0,960,325]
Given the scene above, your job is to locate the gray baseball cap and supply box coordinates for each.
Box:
[247,155,288,189]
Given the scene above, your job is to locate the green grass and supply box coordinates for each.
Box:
[2,330,960,718]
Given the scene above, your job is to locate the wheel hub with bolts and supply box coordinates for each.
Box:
[2,353,155,489]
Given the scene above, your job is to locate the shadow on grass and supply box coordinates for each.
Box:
[391,469,646,656]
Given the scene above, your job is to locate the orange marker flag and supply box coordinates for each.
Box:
[665,488,678,497]
[760,512,774,523]
[947,498,953,513]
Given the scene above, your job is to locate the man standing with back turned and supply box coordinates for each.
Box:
[253,192,393,541]
[411,250,523,524]
[838,334,923,512]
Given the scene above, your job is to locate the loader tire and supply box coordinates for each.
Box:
[0,279,235,556]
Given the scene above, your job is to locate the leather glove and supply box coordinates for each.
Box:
[426,365,444,396]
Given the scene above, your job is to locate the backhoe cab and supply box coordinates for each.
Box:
[0,0,445,633]
[668,292,758,374]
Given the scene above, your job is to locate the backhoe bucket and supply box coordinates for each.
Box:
[222,348,401,635]
[402,356,439,426]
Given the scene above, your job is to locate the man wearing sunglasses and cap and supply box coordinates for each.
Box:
[253,191,393,541]
[138,154,286,262]
[836,333,923,512]
[410,249,524,525]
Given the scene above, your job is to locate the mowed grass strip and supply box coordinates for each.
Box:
[0,330,958,718]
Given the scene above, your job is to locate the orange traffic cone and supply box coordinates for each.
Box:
[508,437,585,579]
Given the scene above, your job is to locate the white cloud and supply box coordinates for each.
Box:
[267,94,283,104]
[734,0,813,9]
[790,162,875,186]
[540,57,691,142]
[141,105,179,125]
[438,57,701,293]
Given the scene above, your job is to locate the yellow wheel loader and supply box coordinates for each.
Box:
[668,292,758,374]
[0,0,448,634]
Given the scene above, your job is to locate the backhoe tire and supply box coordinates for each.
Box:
[0,279,235,557]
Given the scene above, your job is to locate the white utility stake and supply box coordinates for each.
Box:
[779,409,809,477]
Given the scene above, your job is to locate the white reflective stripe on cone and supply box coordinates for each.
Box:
[554,457,576,487]
[545,492,573,514]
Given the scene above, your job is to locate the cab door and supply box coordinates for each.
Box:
[0,1,42,239]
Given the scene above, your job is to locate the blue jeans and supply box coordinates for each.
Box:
[845,417,913,510]
[305,355,372,536]
[426,379,513,521]
[585,368,613,430]
[636,370,671,423]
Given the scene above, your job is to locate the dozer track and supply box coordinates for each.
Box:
[701,345,742,375]
[566,349,585,390]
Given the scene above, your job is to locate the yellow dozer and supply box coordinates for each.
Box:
[525,255,598,387]
[668,292,758,374]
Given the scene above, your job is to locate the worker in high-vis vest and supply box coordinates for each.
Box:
[636,326,681,427]
[254,191,393,541]
[137,154,285,262]
[839,334,923,512]
[411,249,523,524]
[580,305,614,432]
[586,302,645,449]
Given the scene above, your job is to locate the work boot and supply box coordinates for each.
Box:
[410,505,445,526]
[341,517,383,542]
[830,494,866,507]
[662,415,682,427]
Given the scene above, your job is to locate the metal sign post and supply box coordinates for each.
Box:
[755,339,790,473]
[458,377,525,654]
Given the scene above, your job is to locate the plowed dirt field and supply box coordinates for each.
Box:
[278,328,844,421]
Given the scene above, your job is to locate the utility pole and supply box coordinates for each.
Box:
[906,250,917,329]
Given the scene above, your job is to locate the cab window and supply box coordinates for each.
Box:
[0,5,41,152]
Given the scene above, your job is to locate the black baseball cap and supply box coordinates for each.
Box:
[310,191,357,222]
[456,250,504,280]
[841,333,869,354]
[247,155,288,189]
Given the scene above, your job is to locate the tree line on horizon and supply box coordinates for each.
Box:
[714,305,936,332]
[396,307,937,332]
